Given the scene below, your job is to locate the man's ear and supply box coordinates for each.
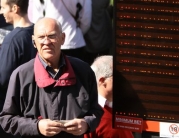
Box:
[11,4,19,13]
[61,32,65,44]
[32,40,36,48]
[32,36,36,48]
[99,77,106,87]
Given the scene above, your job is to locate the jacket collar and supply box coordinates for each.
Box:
[34,54,76,88]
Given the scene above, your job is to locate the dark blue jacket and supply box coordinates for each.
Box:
[0,55,103,138]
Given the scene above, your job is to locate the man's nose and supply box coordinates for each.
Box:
[42,36,51,44]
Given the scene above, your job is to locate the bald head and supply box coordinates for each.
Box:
[34,17,62,35]
[32,17,65,67]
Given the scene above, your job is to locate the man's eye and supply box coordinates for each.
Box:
[48,35,56,39]
[38,36,45,39]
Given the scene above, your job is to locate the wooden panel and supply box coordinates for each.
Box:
[113,0,179,130]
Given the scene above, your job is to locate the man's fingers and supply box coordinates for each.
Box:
[63,125,83,135]
[45,131,59,137]
[64,128,82,136]
[38,119,64,136]
[71,129,82,135]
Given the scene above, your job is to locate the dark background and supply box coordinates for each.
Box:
[113,0,179,137]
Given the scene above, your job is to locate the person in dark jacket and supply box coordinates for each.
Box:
[0,17,103,138]
[0,0,36,137]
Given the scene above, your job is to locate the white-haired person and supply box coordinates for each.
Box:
[84,55,134,138]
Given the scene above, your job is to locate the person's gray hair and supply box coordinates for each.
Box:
[91,55,113,83]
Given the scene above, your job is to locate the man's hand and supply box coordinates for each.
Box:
[38,119,64,137]
[63,118,88,136]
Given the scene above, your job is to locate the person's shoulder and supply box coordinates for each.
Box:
[14,25,34,35]
[66,56,96,84]
[13,58,35,74]
[5,25,33,40]
[67,56,91,69]
[10,58,35,81]
[66,56,94,75]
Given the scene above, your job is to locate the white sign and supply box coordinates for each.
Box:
[160,122,179,138]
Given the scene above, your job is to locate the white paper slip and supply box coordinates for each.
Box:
[160,122,179,138]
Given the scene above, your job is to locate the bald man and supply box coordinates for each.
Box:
[0,17,103,138]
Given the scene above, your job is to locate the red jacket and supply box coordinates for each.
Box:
[84,105,134,138]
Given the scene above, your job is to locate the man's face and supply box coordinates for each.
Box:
[98,75,113,101]
[33,20,65,62]
[105,76,113,99]
[0,0,14,24]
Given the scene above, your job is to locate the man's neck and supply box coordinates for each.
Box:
[41,55,61,71]
[13,15,32,28]
[98,89,112,102]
